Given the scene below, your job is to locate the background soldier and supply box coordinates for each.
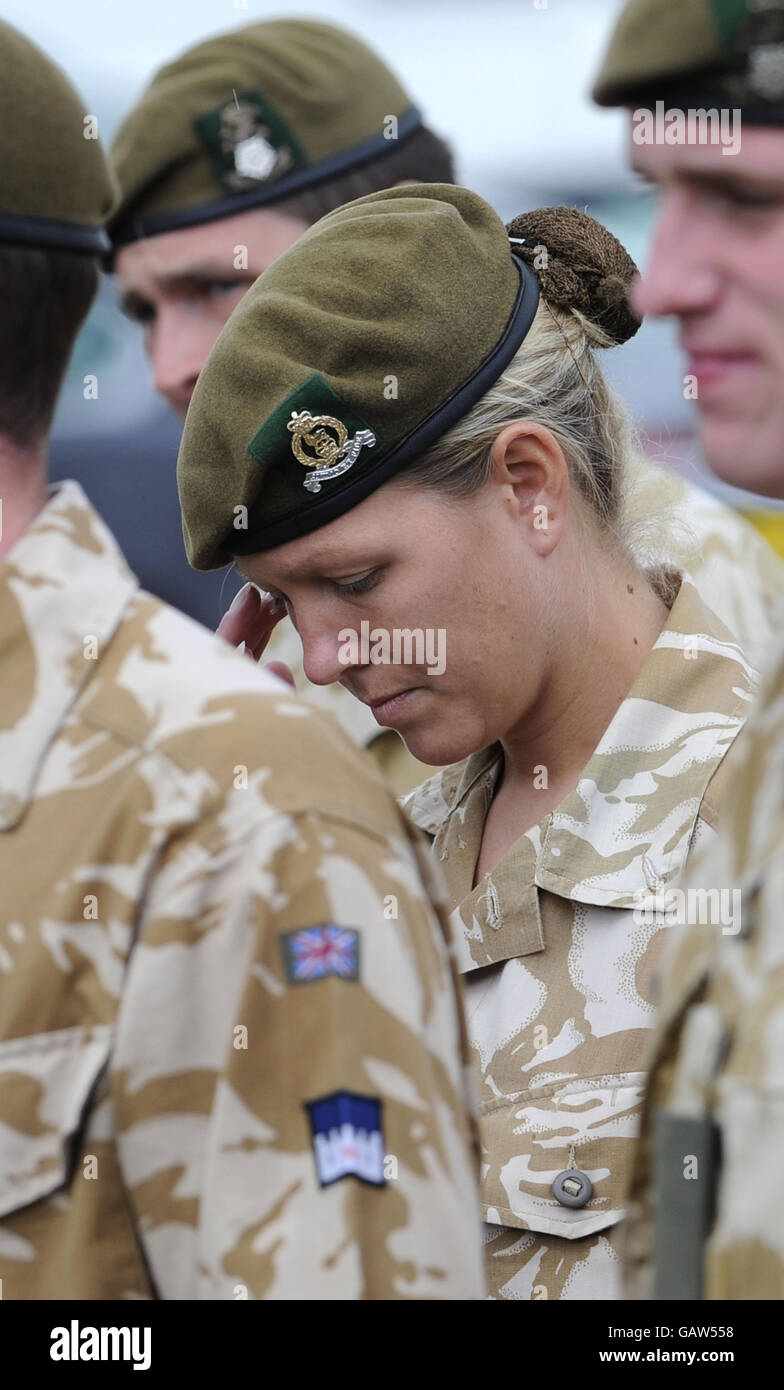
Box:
[0,19,484,1301]
[110,16,784,795]
[594,0,784,1299]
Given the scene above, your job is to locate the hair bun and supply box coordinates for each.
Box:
[506,205,641,346]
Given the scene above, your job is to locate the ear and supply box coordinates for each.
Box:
[489,422,569,557]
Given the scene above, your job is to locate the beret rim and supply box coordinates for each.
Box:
[111,104,422,249]
[0,211,111,255]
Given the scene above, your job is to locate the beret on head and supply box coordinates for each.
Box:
[176,187,640,570]
[593,0,784,121]
[0,20,116,253]
[110,18,420,247]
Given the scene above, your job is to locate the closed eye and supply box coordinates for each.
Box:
[333,571,380,597]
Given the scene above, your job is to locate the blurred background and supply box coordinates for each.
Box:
[6,0,783,626]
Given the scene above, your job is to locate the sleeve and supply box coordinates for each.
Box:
[110,797,484,1301]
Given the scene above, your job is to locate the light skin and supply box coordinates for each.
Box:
[630,126,784,498]
[0,442,47,562]
[115,207,309,416]
[220,423,670,879]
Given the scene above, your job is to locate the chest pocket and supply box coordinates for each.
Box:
[481,1072,646,1239]
[0,1024,112,1217]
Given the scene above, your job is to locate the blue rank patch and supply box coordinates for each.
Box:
[305,1091,385,1188]
[279,925,360,984]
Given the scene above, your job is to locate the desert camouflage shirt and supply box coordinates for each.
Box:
[0,480,485,1301]
[623,613,784,1301]
[405,575,755,1300]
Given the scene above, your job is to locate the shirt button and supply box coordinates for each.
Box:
[552,1169,594,1208]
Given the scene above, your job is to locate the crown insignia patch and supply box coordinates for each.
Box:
[287,410,376,492]
[194,91,306,194]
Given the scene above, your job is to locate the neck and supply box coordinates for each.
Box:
[499,557,671,807]
[0,439,47,561]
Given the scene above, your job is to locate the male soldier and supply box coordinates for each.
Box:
[109,16,784,792]
[594,0,784,1298]
[109,18,456,795]
[0,19,484,1301]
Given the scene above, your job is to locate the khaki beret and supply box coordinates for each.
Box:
[110,19,421,248]
[0,20,115,254]
[593,0,784,119]
[177,185,541,568]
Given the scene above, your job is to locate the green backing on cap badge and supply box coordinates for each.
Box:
[194,90,307,193]
[247,373,380,500]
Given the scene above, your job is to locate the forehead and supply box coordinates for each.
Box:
[628,119,784,179]
[114,205,306,287]
[241,483,428,583]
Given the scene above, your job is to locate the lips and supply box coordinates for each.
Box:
[682,342,758,389]
[350,686,420,727]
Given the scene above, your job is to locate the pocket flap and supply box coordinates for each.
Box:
[481,1077,643,1240]
[0,1025,112,1217]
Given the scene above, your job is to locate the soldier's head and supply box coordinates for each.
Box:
[177,189,647,766]
[109,20,453,417]
[594,0,784,497]
[0,21,115,555]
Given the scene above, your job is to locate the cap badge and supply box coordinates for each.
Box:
[195,91,306,194]
[220,99,292,188]
[287,410,376,492]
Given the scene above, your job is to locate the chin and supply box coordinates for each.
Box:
[702,419,784,500]
[402,723,490,769]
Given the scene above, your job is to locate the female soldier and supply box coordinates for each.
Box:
[177,188,754,1299]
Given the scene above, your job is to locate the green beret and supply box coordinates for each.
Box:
[176,185,541,569]
[110,19,421,248]
[593,0,784,120]
[0,20,115,254]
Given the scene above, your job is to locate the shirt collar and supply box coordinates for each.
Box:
[0,480,138,829]
[406,574,756,910]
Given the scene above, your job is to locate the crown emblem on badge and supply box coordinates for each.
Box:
[218,98,293,190]
[287,410,376,492]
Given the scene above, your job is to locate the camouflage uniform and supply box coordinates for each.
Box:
[623,622,784,1300]
[0,481,485,1300]
[624,456,784,671]
[405,575,755,1300]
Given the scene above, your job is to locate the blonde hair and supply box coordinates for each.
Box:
[398,298,635,552]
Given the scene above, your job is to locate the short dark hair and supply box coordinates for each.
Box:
[0,244,99,448]
[276,124,455,225]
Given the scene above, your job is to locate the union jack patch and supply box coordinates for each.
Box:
[279,925,360,984]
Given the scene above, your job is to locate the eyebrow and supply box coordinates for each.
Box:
[631,160,784,198]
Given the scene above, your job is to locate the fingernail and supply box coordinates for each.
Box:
[228,582,253,613]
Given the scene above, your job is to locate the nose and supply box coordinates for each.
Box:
[148,307,205,415]
[297,610,357,688]
[632,189,722,321]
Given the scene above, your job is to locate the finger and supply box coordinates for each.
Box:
[264,660,297,689]
[244,595,287,660]
[217,582,260,647]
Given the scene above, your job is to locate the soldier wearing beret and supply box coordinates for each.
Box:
[176,183,756,1298]
[110,18,457,794]
[0,20,485,1301]
[594,0,784,1299]
[109,17,784,794]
